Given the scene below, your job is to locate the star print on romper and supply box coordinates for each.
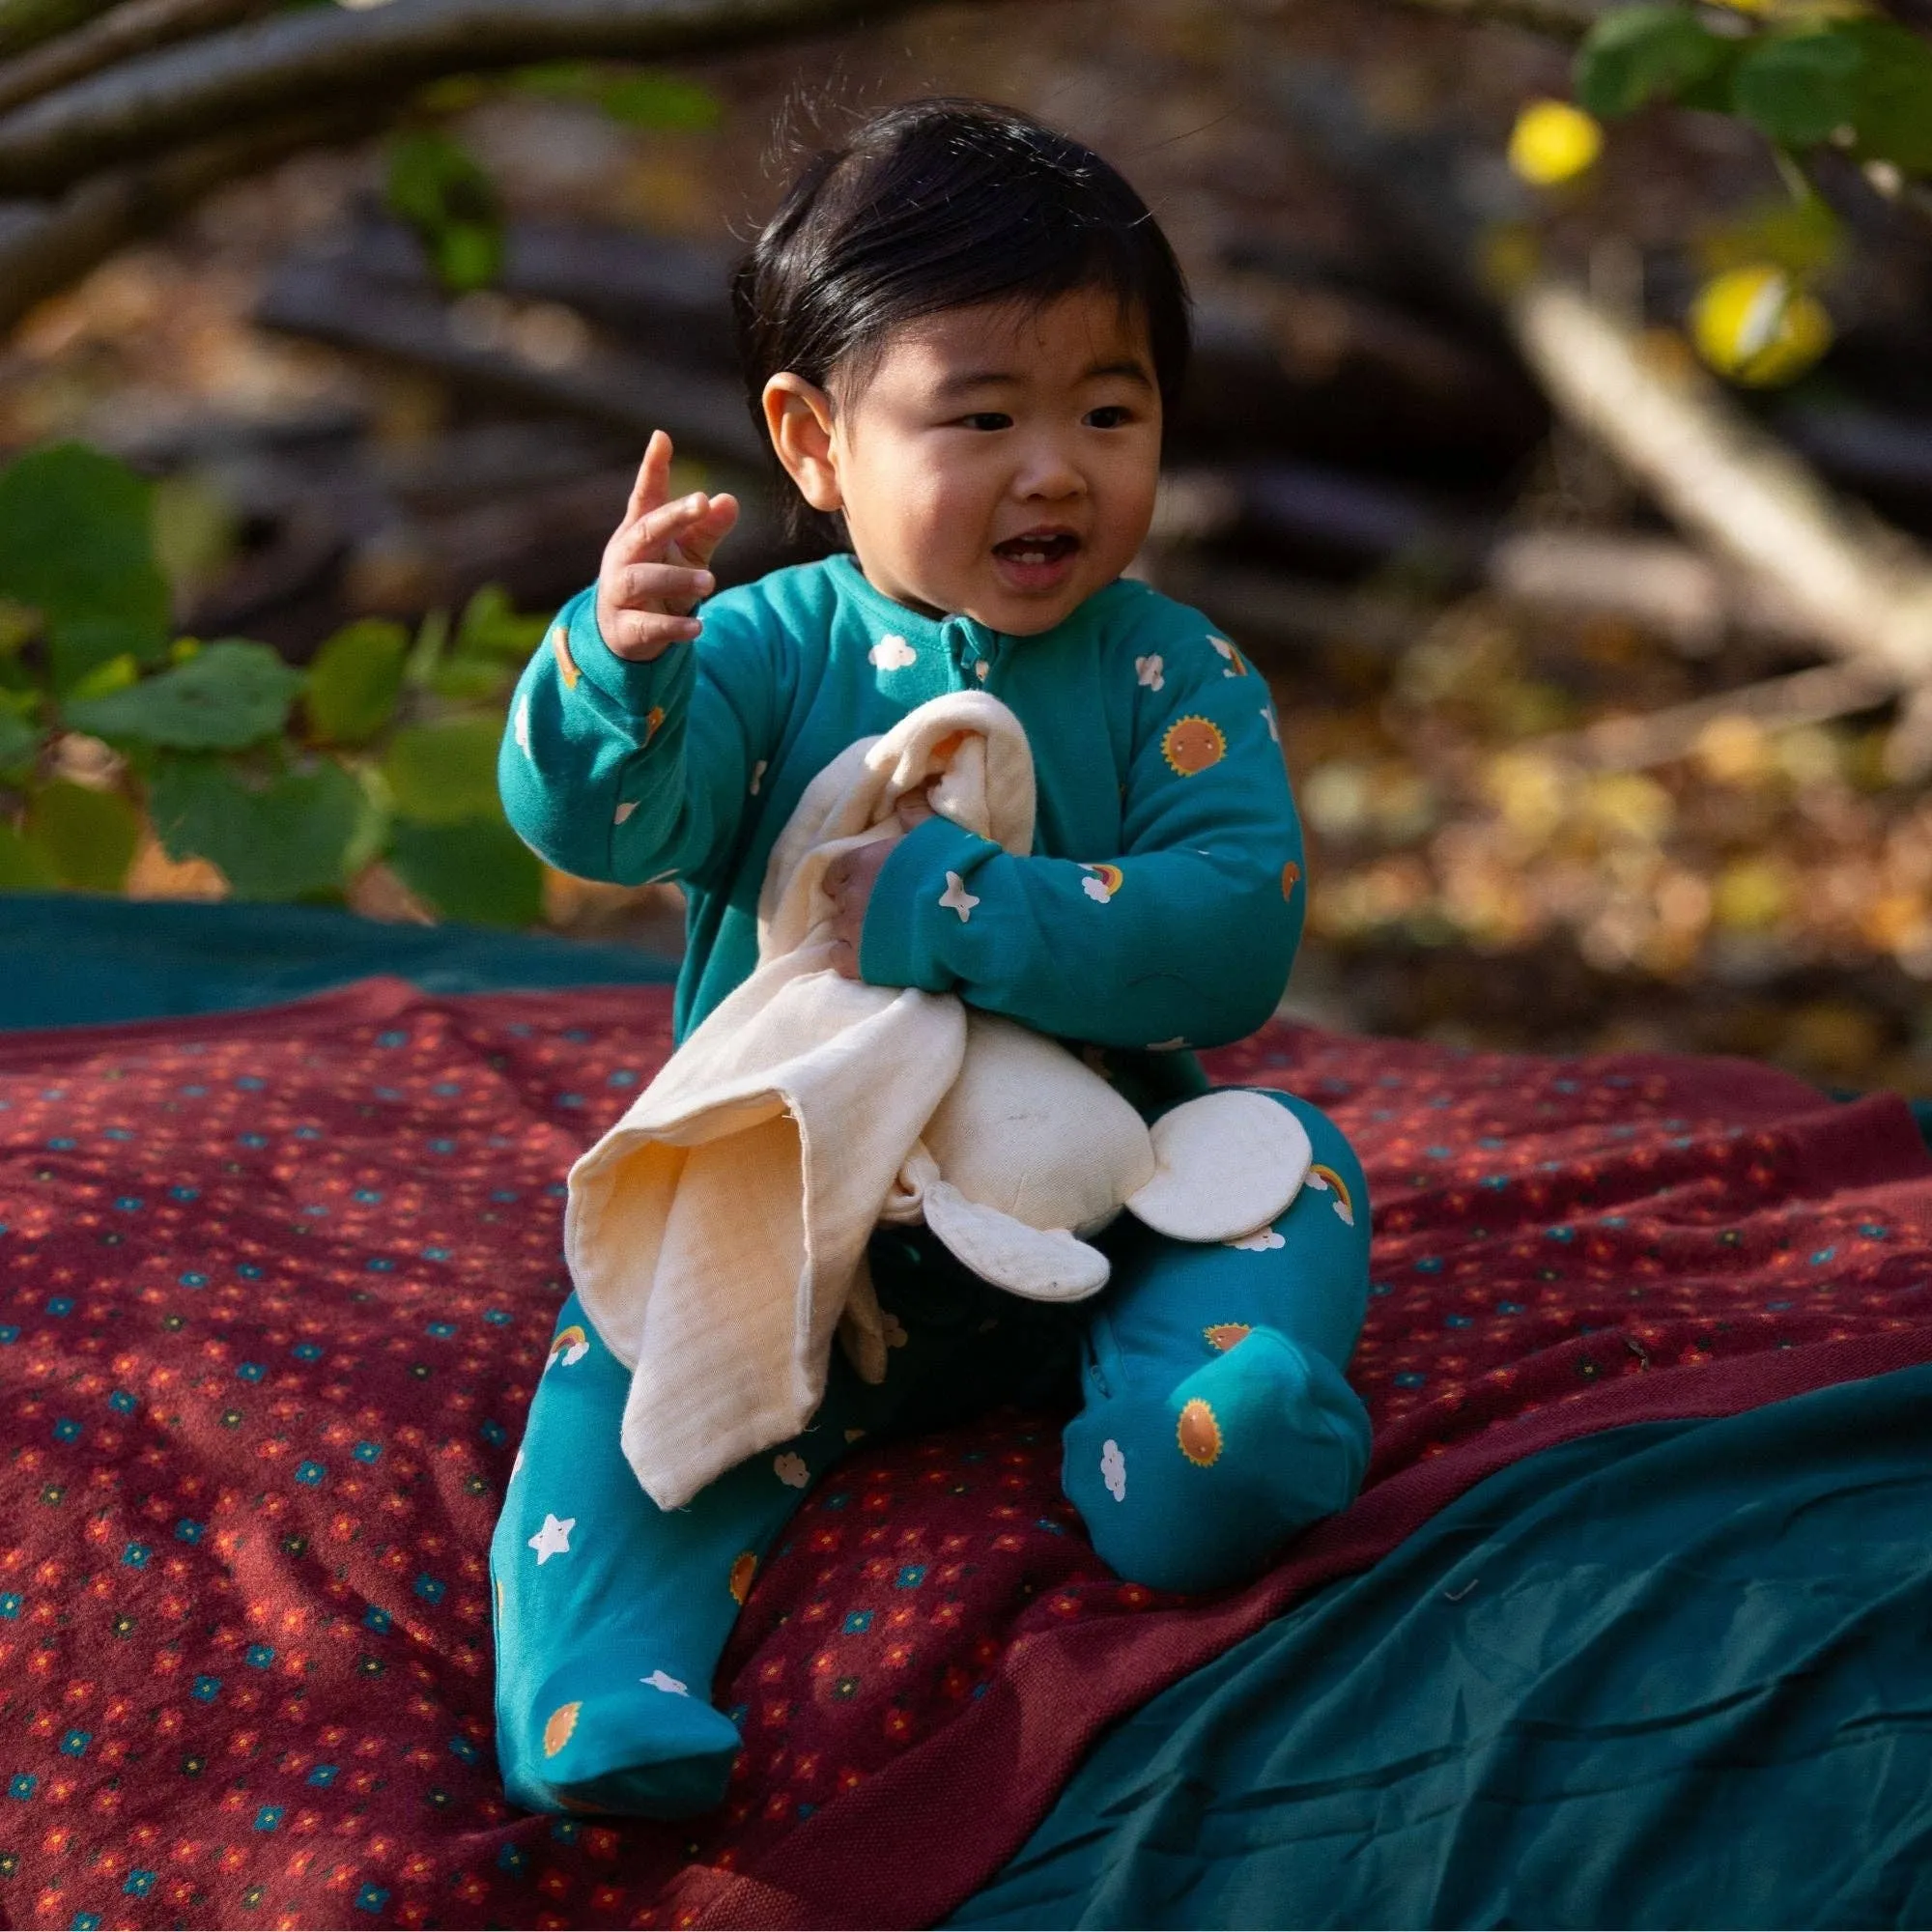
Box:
[527,1514,575,1564]
[938,873,980,921]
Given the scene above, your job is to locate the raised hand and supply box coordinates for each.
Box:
[594,430,740,662]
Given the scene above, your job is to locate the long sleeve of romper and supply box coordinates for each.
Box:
[498,583,785,889]
[857,619,1304,1051]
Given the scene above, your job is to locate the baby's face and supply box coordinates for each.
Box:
[814,288,1163,635]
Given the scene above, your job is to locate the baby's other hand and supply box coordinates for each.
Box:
[821,789,934,979]
[595,430,740,662]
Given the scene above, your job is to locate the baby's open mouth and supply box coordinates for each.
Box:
[993,532,1080,567]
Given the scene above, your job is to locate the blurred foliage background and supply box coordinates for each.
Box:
[5,0,1932,1089]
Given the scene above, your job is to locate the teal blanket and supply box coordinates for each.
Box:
[0,894,673,1027]
[952,1363,1932,1928]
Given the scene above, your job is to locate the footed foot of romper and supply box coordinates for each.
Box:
[1062,1325,1370,1595]
[504,1653,745,1819]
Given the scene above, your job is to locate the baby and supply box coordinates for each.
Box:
[490,97,1374,1820]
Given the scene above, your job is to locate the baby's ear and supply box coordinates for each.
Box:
[762,374,842,512]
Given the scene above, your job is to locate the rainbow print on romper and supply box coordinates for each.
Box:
[1081,863,1124,903]
[1305,1164,1354,1226]
[547,1324,590,1370]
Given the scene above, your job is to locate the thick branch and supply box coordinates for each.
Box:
[1511,283,1932,678]
[0,0,939,195]
[1387,0,1596,40]
[0,106,375,334]
[1532,660,1899,774]
[0,0,267,119]
[0,0,115,60]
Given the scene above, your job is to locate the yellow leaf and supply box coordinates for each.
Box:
[1713,856,1791,931]
[1507,100,1605,187]
[1690,266,1833,387]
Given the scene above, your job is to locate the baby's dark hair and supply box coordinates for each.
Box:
[731,98,1190,538]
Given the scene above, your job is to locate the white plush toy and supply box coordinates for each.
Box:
[565,692,1308,1508]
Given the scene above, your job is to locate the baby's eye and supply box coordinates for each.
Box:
[958,412,1012,432]
[1085,405,1135,429]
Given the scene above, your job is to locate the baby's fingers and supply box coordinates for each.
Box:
[614,489,717,564]
[602,605,702,663]
[621,431,674,526]
[613,560,715,612]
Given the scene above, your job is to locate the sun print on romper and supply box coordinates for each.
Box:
[1161,716,1227,776]
[542,1701,581,1757]
[1177,1398,1223,1466]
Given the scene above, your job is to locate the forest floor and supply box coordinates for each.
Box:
[5,0,1932,1094]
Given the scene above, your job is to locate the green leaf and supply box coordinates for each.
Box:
[432,222,503,293]
[596,72,721,130]
[48,614,167,696]
[385,129,504,294]
[0,706,39,781]
[1575,5,1732,118]
[383,717,504,824]
[25,781,139,892]
[1732,28,1863,148]
[429,657,514,703]
[0,599,38,656]
[65,639,303,750]
[456,583,550,660]
[1838,18,1932,173]
[514,62,721,130]
[305,618,410,746]
[149,752,365,900]
[64,651,139,702]
[0,823,59,891]
[151,471,238,608]
[0,444,169,664]
[388,818,543,926]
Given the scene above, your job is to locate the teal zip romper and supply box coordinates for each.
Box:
[489,554,1373,1817]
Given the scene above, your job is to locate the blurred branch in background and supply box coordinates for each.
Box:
[0,0,118,61]
[0,0,952,194]
[0,106,379,333]
[1255,58,1932,777]
[0,0,266,116]
[0,0,981,319]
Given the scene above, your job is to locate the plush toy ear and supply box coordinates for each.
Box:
[920,1177,1112,1301]
[1126,1091,1312,1244]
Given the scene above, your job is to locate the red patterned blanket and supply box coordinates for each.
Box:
[2,980,1929,1930]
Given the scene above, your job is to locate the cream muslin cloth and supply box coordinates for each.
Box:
[565,692,1310,1508]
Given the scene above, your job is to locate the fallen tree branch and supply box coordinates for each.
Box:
[1387,0,1600,38]
[0,104,376,334]
[1267,62,1932,685]
[0,0,265,118]
[0,0,952,195]
[0,0,115,61]
[1510,282,1932,678]
[1530,658,1900,774]
[254,254,766,465]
